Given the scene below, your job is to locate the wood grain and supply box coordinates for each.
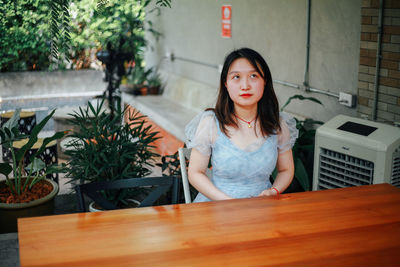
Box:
[18,184,400,266]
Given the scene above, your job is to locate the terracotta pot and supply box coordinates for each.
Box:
[140,87,148,96]
[148,86,160,95]
[0,178,59,233]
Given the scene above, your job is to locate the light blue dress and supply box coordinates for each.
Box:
[185,111,298,202]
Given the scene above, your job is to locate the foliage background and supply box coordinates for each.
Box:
[0,0,52,71]
[0,0,161,72]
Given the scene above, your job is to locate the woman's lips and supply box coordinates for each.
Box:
[240,93,252,97]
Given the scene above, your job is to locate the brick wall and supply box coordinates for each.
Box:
[358,0,400,124]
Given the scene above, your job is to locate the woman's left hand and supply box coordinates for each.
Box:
[258,188,278,197]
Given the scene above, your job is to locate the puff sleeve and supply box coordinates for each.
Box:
[185,110,218,156]
[277,112,299,153]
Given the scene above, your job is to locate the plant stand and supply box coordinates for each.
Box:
[1,111,36,161]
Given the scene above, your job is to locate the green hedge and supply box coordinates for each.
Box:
[1,0,161,72]
[0,0,52,71]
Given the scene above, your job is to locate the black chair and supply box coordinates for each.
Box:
[75,176,180,212]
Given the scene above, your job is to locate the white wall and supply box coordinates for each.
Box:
[145,0,362,122]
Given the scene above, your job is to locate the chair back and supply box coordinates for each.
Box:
[75,176,179,212]
[178,148,191,203]
[178,147,212,204]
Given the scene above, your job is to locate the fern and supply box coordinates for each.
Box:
[50,0,71,66]
[156,0,171,8]
[49,0,171,67]
[97,0,109,10]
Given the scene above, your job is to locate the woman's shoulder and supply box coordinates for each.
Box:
[185,110,217,136]
[279,112,297,130]
[202,109,217,119]
[200,109,217,123]
[189,109,217,127]
[185,109,219,154]
[276,112,299,152]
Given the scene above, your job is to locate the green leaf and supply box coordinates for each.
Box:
[31,130,68,162]
[281,95,323,111]
[0,162,12,176]
[25,158,46,173]
[156,0,171,8]
[11,126,19,137]
[15,110,55,163]
[271,167,278,182]
[2,109,20,130]
[45,163,67,175]
[0,130,5,142]
[294,157,310,191]
[4,125,12,137]
[295,144,315,152]
[304,118,324,125]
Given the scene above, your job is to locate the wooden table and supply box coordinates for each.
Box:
[18,184,400,266]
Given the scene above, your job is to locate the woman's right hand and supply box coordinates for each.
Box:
[258,188,278,197]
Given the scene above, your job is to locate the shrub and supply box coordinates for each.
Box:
[64,99,160,206]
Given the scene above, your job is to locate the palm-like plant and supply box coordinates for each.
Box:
[64,100,160,207]
[0,109,67,202]
[278,95,324,192]
[157,150,198,204]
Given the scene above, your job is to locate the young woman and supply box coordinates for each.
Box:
[185,48,298,202]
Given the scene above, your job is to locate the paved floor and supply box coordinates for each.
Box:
[0,233,19,267]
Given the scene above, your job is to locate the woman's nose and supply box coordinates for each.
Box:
[241,78,250,90]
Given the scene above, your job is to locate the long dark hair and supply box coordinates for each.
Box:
[210,47,281,137]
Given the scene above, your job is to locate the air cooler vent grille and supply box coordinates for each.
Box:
[391,149,400,188]
[318,148,374,190]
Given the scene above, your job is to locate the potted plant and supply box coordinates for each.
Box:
[124,64,152,96]
[64,99,160,210]
[157,150,203,204]
[147,68,163,95]
[272,95,323,193]
[0,109,68,233]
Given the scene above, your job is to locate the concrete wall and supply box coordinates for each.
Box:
[145,0,362,122]
[0,69,105,131]
[0,70,104,98]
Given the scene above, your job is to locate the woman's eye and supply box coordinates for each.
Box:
[250,74,258,78]
[233,75,240,80]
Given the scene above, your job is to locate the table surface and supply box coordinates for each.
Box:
[18,183,400,266]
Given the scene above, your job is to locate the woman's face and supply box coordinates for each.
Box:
[225,58,265,109]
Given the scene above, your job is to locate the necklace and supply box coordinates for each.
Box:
[234,114,256,128]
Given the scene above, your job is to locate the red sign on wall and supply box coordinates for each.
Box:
[222,5,232,38]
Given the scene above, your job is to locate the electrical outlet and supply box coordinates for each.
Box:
[339,92,356,108]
